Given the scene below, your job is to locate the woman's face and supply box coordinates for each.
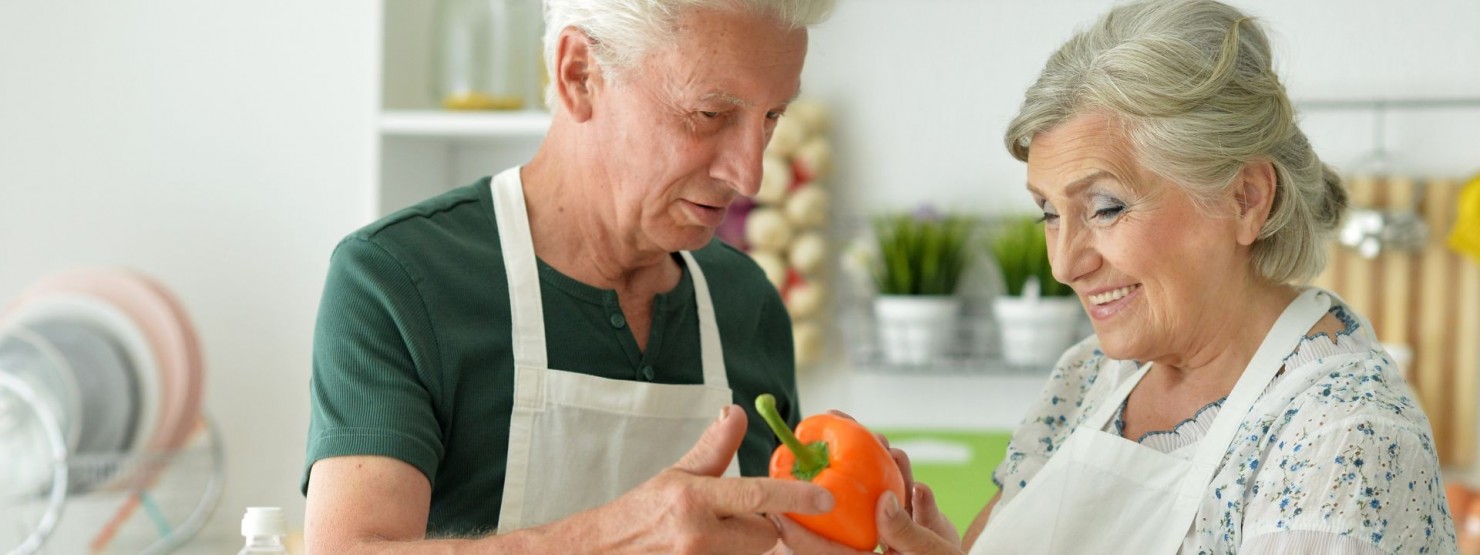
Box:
[1026,112,1250,364]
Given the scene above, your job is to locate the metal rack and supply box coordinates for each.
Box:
[0,372,226,555]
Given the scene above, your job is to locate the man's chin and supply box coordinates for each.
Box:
[664,228,718,253]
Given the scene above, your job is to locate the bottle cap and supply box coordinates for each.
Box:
[241,507,287,537]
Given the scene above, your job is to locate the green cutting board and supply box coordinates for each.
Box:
[877,429,1014,536]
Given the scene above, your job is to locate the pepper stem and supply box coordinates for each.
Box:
[755,394,829,479]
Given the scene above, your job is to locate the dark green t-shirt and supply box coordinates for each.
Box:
[302,178,799,536]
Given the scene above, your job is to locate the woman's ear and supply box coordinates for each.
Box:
[1234,159,1278,246]
[553,26,600,122]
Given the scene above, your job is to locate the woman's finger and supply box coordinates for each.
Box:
[771,513,876,555]
[912,483,959,542]
[876,491,962,555]
[890,447,914,513]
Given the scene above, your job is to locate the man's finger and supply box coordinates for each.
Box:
[673,404,748,476]
[700,476,834,516]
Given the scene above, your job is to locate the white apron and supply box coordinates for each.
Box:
[490,168,740,534]
[972,288,1331,554]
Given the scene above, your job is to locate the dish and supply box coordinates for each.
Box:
[2,269,203,454]
[2,294,162,458]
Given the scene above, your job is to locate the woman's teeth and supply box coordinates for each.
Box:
[1089,285,1138,305]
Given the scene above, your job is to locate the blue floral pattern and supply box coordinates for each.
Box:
[991,303,1456,553]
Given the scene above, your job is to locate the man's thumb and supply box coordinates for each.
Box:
[673,404,747,476]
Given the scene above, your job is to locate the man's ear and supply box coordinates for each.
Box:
[553,26,600,121]
[1234,159,1278,246]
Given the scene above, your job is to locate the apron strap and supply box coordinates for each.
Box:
[680,251,727,387]
[492,168,548,369]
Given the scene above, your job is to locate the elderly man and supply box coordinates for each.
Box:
[302,0,836,552]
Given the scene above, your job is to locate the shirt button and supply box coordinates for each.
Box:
[609,313,626,329]
[640,365,655,381]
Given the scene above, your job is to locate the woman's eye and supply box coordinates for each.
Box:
[1038,212,1060,225]
[1093,205,1124,220]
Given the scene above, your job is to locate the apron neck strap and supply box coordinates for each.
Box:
[492,168,548,369]
[491,169,727,386]
[680,251,727,386]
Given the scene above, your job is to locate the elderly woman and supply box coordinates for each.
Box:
[779,1,1456,554]
[303,0,838,553]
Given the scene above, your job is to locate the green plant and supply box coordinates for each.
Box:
[990,215,1072,297]
[870,210,975,296]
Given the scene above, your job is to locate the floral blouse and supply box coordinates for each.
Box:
[991,304,1457,554]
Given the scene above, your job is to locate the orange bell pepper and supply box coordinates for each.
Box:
[756,394,906,551]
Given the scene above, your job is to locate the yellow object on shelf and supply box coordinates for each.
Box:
[1452,174,1480,264]
[442,91,524,111]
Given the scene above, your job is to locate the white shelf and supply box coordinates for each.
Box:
[380,110,551,138]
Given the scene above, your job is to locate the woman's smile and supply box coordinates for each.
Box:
[1083,283,1141,320]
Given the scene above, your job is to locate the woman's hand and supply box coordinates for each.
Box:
[776,486,963,555]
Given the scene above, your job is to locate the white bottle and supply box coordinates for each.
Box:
[237,507,290,554]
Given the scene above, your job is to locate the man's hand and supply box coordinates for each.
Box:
[564,404,836,555]
[305,404,833,554]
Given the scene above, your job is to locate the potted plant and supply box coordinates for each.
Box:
[867,209,976,365]
[989,216,1084,367]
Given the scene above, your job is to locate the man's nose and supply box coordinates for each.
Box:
[716,120,768,197]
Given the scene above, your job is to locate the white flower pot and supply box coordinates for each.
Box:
[992,296,1084,368]
[873,295,960,365]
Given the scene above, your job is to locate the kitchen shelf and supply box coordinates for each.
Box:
[380,110,552,138]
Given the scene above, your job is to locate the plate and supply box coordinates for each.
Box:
[3,294,162,457]
[5,269,203,453]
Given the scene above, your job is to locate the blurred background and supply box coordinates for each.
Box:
[2,0,1478,552]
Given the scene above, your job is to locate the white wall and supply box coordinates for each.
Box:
[1,0,1479,552]
[0,0,378,549]
[800,0,1480,216]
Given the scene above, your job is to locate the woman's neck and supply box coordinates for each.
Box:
[1150,279,1301,392]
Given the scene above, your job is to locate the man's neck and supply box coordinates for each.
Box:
[520,142,679,296]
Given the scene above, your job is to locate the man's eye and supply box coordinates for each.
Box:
[700,111,720,119]
[766,110,785,120]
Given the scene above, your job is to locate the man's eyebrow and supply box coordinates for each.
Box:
[698,89,804,109]
[701,92,748,107]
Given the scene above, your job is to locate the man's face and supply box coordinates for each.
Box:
[588,8,808,253]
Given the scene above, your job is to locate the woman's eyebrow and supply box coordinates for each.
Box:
[1026,170,1116,197]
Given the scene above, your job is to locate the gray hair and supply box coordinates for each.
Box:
[1005,0,1347,284]
[543,0,835,106]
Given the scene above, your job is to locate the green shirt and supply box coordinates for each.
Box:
[303,178,798,536]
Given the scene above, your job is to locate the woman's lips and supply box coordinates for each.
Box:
[1084,283,1141,320]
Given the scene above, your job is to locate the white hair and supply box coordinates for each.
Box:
[1005,0,1347,284]
[542,0,834,106]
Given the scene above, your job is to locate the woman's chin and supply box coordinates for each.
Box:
[1092,330,1143,362]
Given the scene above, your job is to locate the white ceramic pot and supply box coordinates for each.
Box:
[992,296,1084,368]
[873,295,961,365]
